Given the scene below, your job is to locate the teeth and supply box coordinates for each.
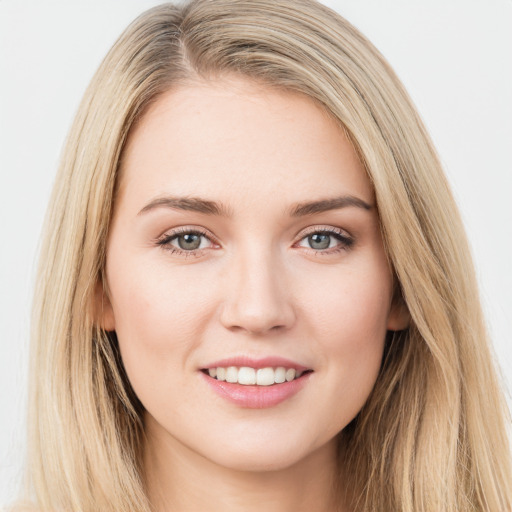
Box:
[256,367,275,386]
[216,367,226,381]
[238,367,256,385]
[226,366,238,383]
[206,366,306,386]
[285,368,296,382]
[274,367,286,384]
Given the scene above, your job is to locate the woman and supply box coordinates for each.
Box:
[14,0,512,510]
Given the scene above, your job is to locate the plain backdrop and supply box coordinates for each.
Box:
[1,0,511,505]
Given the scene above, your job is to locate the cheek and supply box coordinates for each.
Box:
[106,255,217,382]
[298,261,392,423]
[320,281,389,363]
[302,258,392,345]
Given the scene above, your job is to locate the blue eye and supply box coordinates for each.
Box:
[174,232,204,250]
[156,226,352,256]
[307,233,332,250]
[297,229,353,252]
[157,229,214,253]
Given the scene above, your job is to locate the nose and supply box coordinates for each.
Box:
[219,248,296,335]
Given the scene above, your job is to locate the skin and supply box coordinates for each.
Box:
[100,76,409,512]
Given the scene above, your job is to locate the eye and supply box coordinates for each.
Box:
[173,232,206,250]
[296,228,354,253]
[156,228,217,255]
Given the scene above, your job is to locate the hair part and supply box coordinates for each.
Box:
[22,1,511,511]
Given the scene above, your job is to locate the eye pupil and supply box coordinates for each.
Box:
[178,233,202,250]
[309,233,330,250]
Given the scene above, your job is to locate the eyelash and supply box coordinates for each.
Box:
[155,227,217,257]
[295,226,354,255]
[155,226,354,256]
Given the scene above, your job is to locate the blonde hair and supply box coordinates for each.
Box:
[21,0,511,510]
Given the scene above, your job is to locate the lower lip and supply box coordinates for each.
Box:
[200,371,312,409]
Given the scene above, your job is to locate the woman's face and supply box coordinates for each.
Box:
[102,77,407,472]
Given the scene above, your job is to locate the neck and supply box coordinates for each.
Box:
[143,417,345,512]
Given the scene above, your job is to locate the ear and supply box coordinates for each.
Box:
[386,294,410,332]
[94,279,116,332]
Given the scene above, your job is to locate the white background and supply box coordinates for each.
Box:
[1,0,511,505]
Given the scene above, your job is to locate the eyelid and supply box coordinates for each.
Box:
[295,224,353,241]
[293,225,355,252]
[155,226,221,253]
[154,224,353,256]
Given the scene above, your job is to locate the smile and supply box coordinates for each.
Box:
[202,366,310,386]
[199,357,313,408]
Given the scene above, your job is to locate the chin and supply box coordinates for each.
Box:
[210,452,305,473]
[201,436,329,473]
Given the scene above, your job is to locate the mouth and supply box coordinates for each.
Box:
[199,358,313,408]
[200,366,313,386]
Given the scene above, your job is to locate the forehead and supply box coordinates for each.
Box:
[118,77,373,212]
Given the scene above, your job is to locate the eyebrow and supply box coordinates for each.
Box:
[138,196,232,217]
[289,195,373,216]
[137,194,373,217]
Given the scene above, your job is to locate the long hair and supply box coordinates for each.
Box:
[22,1,511,510]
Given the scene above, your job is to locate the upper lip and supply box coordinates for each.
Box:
[201,356,311,373]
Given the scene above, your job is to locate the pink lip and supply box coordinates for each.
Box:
[202,356,310,372]
[199,356,313,409]
[200,372,311,408]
